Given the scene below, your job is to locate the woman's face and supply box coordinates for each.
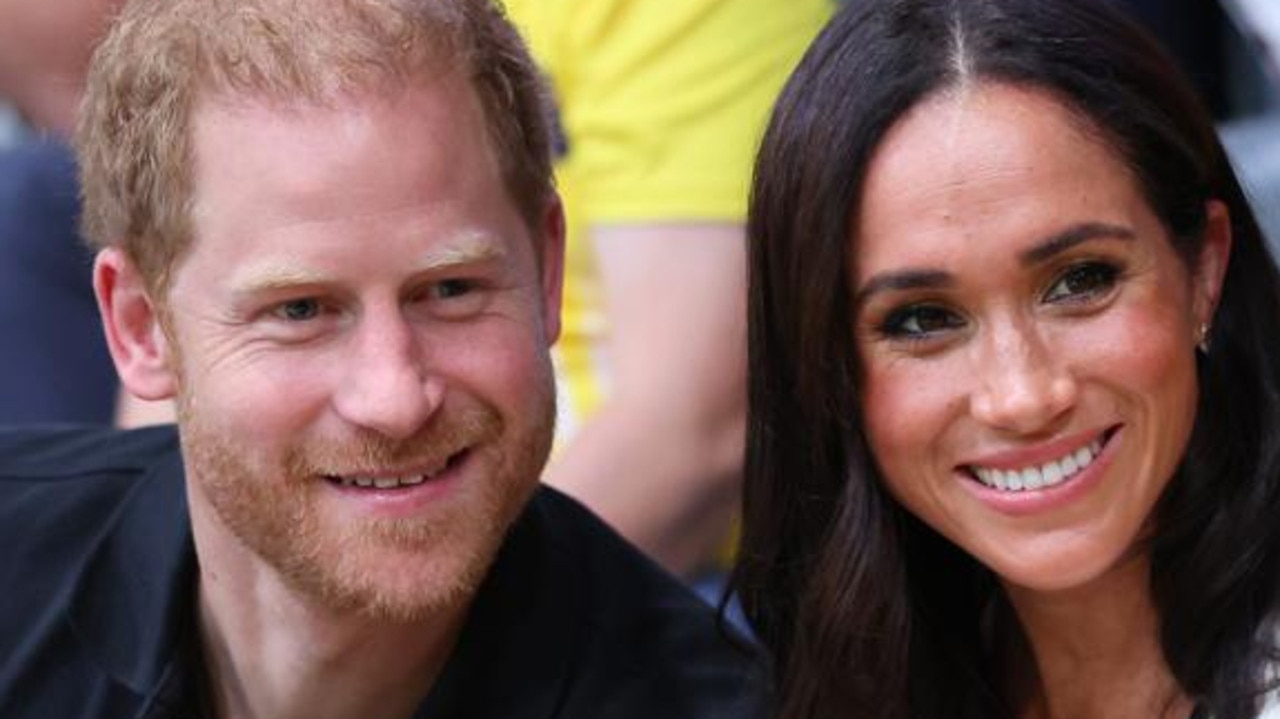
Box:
[852,82,1229,594]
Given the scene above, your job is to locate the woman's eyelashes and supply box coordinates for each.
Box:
[870,260,1126,344]
[878,303,965,340]
[1042,260,1122,305]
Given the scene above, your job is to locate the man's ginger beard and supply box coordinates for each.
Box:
[167,330,556,622]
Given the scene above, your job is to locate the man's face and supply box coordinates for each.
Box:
[161,74,561,620]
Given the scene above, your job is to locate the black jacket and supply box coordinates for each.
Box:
[0,425,767,718]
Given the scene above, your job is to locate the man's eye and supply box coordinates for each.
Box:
[1044,262,1120,304]
[879,304,965,338]
[274,298,322,322]
[432,279,474,300]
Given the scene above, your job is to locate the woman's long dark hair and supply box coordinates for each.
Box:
[731,1,1280,717]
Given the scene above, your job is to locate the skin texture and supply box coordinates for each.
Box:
[851,83,1229,719]
[94,72,564,719]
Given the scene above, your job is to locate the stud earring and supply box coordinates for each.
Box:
[1197,322,1211,354]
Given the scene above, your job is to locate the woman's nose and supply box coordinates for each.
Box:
[969,320,1078,435]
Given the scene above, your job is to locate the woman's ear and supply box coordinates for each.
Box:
[93,247,178,401]
[1193,200,1233,333]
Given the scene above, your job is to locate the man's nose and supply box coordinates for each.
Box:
[969,319,1078,435]
[331,309,442,440]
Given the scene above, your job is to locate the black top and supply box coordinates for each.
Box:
[0,425,766,719]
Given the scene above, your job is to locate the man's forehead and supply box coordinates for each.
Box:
[179,68,548,263]
[188,72,492,192]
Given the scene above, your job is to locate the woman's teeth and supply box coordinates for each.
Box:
[971,439,1103,492]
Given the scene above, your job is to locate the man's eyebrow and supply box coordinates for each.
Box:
[229,236,508,296]
[1019,222,1135,266]
[419,239,506,271]
[851,222,1136,311]
[230,265,329,296]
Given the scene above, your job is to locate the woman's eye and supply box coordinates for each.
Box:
[880,304,965,338]
[1044,262,1120,304]
[274,298,322,322]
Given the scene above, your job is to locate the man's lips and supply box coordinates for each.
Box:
[321,449,468,489]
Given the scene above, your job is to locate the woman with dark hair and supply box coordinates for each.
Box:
[732,1,1280,718]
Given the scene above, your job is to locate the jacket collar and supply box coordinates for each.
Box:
[66,438,197,707]
[412,493,584,719]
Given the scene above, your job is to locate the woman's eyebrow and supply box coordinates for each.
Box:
[1019,222,1135,266]
[853,269,953,311]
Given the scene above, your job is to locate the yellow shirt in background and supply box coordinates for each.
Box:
[503,0,832,440]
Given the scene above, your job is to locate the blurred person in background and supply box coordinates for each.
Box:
[504,0,832,579]
[1216,0,1280,252]
[0,0,123,425]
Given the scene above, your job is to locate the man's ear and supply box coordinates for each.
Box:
[1193,200,1233,333]
[538,195,566,346]
[94,247,178,401]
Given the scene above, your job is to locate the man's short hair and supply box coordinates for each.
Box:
[77,0,555,295]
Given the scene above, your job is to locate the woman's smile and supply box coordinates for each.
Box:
[965,428,1112,493]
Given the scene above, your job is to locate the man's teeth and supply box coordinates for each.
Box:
[336,473,431,489]
[971,439,1103,493]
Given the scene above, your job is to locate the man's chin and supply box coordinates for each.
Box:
[191,462,537,625]
[304,555,491,623]
[271,490,525,623]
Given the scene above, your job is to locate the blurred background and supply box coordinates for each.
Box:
[1112,0,1280,242]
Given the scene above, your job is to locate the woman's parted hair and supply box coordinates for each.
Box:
[76,0,555,295]
[733,1,1280,717]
